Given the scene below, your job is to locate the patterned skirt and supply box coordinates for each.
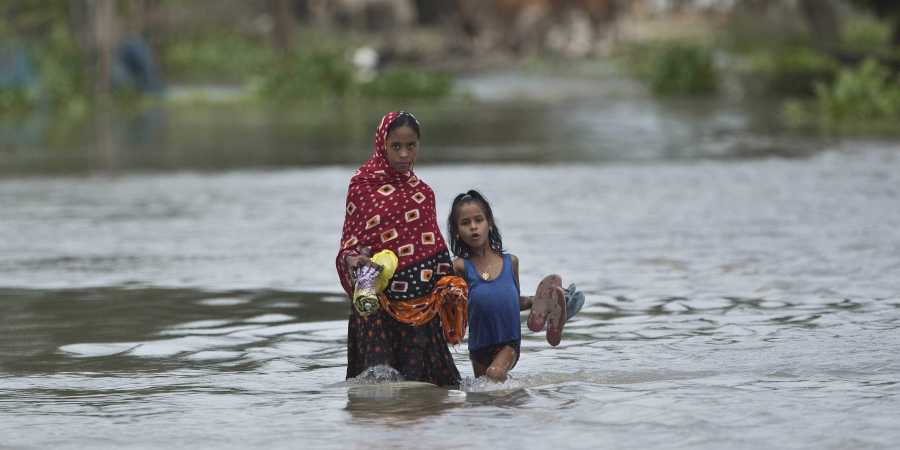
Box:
[346,306,461,387]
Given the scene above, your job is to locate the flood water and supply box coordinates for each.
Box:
[2,71,900,449]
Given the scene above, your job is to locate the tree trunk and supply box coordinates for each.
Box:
[269,0,297,53]
[893,20,900,47]
[91,0,116,96]
[798,0,841,50]
[413,0,455,25]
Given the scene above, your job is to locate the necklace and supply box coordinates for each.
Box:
[476,258,496,281]
[473,250,500,281]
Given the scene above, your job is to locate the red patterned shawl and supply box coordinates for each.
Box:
[335,112,453,300]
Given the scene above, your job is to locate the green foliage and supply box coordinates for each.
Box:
[37,24,89,110]
[815,59,900,121]
[744,47,839,96]
[842,16,892,52]
[2,3,456,115]
[623,41,719,96]
[1,2,89,114]
[254,50,453,103]
[361,69,452,99]
[0,0,70,36]
[159,28,453,103]
[0,87,36,115]
[161,33,275,83]
[785,59,900,133]
[254,50,356,102]
[0,24,89,115]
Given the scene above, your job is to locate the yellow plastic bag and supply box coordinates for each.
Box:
[371,249,398,293]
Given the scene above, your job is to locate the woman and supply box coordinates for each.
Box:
[336,111,466,387]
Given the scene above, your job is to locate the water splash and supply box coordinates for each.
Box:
[459,375,525,392]
[344,365,404,385]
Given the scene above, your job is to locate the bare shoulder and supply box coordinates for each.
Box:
[452,257,466,275]
[509,254,520,273]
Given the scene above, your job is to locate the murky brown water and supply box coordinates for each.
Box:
[1,72,899,449]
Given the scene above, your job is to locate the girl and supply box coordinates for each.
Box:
[448,190,574,382]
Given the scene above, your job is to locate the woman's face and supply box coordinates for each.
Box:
[384,125,418,173]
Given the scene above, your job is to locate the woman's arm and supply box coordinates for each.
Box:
[512,255,533,311]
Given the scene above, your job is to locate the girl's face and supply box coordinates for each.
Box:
[455,201,491,251]
[384,125,418,173]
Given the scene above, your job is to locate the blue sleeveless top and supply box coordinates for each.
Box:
[463,254,521,352]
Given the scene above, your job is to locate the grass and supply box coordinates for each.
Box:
[785,59,900,134]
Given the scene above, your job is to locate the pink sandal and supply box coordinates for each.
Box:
[528,274,566,346]
[545,285,566,347]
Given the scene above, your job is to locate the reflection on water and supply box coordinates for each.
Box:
[0,288,346,374]
[1,71,827,176]
[344,382,466,425]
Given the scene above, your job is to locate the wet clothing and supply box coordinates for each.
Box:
[462,254,522,357]
[377,276,468,345]
[469,339,521,368]
[346,307,461,385]
[337,111,461,387]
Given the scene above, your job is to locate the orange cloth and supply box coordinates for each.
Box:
[378,276,468,345]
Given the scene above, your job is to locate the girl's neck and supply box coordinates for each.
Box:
[469,245,498,259]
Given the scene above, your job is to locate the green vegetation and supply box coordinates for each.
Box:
[785,59,900,133]
[1,0,456,118]
[359,69,453,99]
[842,15,894,52]
[4,1,899,136]
[0,2,90,116]
[254,50,356,102]
[0,87,35,115]
[33,24,91,115]
[742,46,839,96]
[253,49,452,103]
[0,28,91,117]
[161,33,275,83]
[2,24,454,115]
[615,8,900,134]
[620,41,719,96]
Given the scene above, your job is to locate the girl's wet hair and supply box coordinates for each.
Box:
[387,111,421,138]
[448,189,504,258]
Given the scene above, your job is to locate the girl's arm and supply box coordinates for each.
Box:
[519,296,534,311]
[512,255,533,311]
[452,257,466,276]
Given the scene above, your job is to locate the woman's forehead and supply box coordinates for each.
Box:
[386,126,418,141]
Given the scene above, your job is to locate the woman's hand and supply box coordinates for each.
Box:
[346,254,372,270]
[345,246,374,271]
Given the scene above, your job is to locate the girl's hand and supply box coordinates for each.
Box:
[518,295,534,311]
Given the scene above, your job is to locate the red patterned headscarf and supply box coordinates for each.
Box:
[336,112,453,300]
